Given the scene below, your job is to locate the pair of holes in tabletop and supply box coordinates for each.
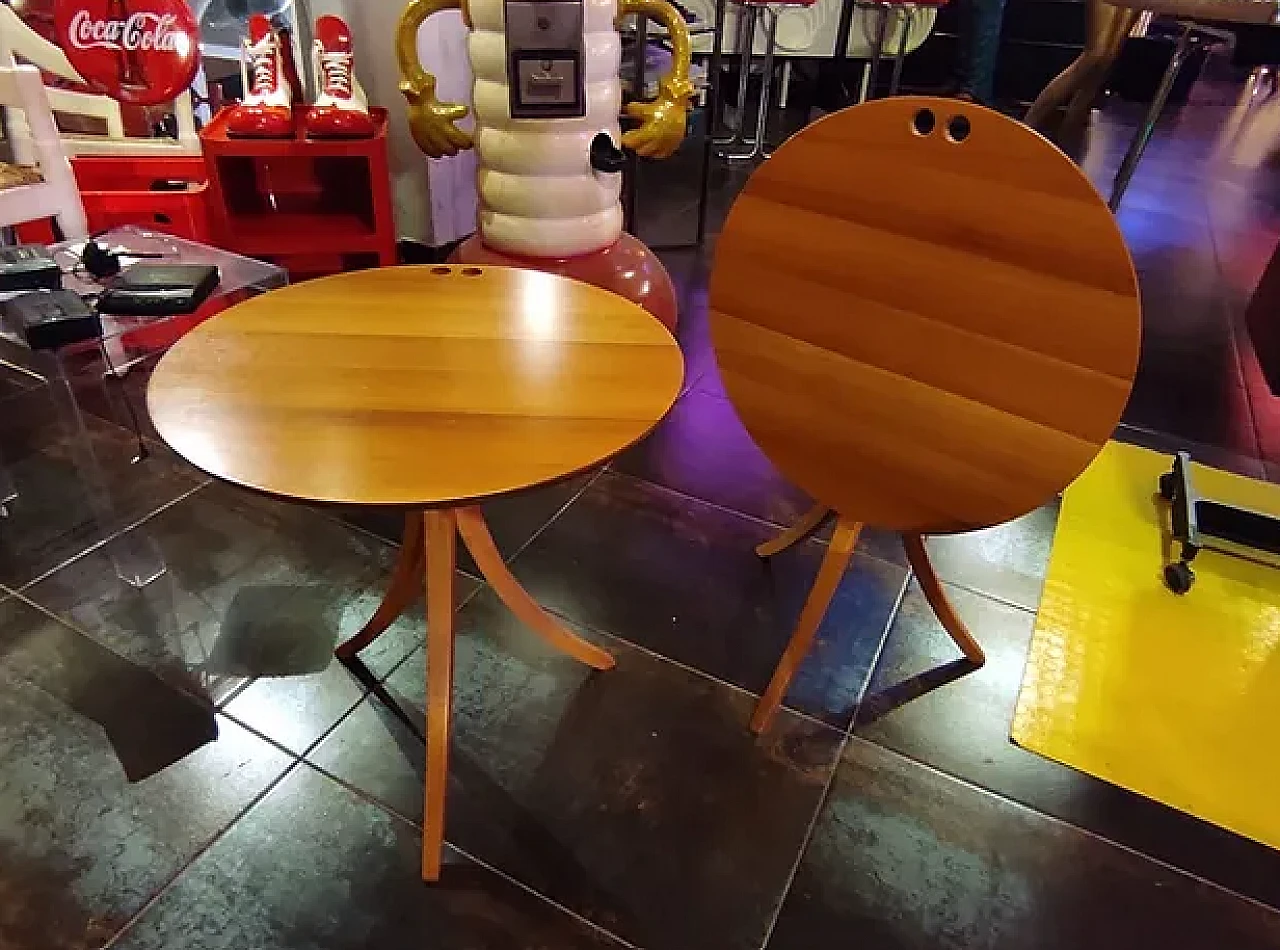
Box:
[431,266,483,276]
[912,108,970,143]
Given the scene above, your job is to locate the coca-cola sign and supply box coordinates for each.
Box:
[55,0,201,106]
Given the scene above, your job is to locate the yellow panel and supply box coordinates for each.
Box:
[1012,441,1280,851]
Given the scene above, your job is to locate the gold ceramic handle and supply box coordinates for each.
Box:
[397,0,474,156]
[617,0,695,158]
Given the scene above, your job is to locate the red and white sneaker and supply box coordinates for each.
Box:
[305,15,375,138]
[227,14,295,137]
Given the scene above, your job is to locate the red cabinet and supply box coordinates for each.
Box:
[199,105,397,279]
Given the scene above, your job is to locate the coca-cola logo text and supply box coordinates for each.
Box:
[67,10,186,54]
[53,0,200,106]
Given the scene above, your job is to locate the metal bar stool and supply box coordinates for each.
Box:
[716,0,817,160]
[1109,20,1233,209]
[856,0,947,101]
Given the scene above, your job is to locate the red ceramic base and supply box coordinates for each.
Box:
[226,104,295,138]
[450,233,678,332]
[305,107,376,138]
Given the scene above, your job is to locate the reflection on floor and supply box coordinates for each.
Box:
[4,75,1280,949]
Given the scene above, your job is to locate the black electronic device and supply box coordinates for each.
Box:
[2,290,101,351]
[96,263,220,316]
[0,244,62,291]
[81,238,168,279]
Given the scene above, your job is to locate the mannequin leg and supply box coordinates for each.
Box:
[1024,0,1138,134]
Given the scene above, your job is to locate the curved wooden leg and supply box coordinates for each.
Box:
[902,534,986,666]
[755,504,831,558]
[454,506,616,671]
[422,509,457,882]
[751,517,862,735]
[336,511,425,661]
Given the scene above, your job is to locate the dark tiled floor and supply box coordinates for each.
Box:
[508,471,908,729]
[0,382,205,591]
[110,764,628,950]
[0,607,291,949]
[767,739,1280,950]
[5,71,1280,950]
[311,589,843,950]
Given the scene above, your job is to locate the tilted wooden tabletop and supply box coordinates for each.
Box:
[710,96,1142,535]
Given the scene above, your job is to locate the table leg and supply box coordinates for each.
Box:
[750,516,862,734]
[335,512,426,661]
[422,508,457,882]
[45,351,165,587]
[455,506,616,671]
[755,503,831,558]
[902,534,985,665]
[345,504,618,880]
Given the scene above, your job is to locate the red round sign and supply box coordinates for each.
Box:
[54,0,201,106]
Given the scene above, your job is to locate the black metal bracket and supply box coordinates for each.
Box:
[1159,450,1280,593]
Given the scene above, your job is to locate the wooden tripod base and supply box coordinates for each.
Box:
[749,505,986,734]
[335,508,615,882]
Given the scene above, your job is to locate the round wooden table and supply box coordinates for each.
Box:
[147,264,683,880]
[709,96,1142,732]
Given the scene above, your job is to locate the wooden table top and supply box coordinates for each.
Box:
[147,265,684,506]
[710,96,1142,535]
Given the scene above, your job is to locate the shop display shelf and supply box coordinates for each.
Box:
[200,105,397,276]
[224,211,383,257]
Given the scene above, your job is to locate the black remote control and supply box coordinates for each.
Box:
[2,290,100,351]
[0,245,62,291]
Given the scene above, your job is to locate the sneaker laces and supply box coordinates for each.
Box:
[243,35,278,95]
[317,48,354,97]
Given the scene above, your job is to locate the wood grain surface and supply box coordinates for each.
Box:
[147,265,684,506]
[710,96,1141,535]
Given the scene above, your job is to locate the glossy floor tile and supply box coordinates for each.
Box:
[0,386,205,590]
[508,471,908,728]
[766,738,1280,949]
[18,481,475,708]
[310,588,845,950]
[854,579,1280,910]
[111,763,626,950]
[0,604,292,950]
[918,502,1059,611]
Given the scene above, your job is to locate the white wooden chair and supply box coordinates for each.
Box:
[0,63,87,240]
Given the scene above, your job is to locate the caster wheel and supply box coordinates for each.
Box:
[1158,472,1176,500]
[1164,561,1194,594]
